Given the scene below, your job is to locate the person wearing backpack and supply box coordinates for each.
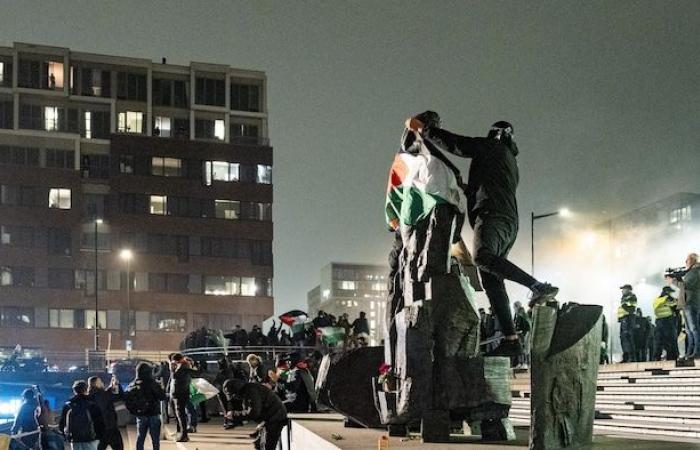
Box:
[125,362,166,450]
[59,380,104,450]
[87,376,124,450]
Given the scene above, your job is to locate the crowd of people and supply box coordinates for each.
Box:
[617,252,700,363]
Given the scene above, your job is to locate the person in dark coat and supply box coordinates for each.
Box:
[409,116,559,356]
[129,362,166,450]
[223,379,288,450]
[59,380,105,450]
[88,376,124,450]
[351,312,370,336]
[168,354,197,442]
[11,388,41,449]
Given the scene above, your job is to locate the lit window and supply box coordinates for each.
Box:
[371,282,384,291]
[204,275,240,296]
[241,277,257,296]
[48,188,71,209]
[214,119,225,140]
[0,62,4,83]
[151,157,182,177]
[256,165,272,184]
[322,289,330,299]
[44,106,59,131]
[149,195,167,215]
[49,309,75,328]
[215,200,240,220]
[154,116,171,138]
[117,111,144,133]
[47,62,64,89]
[85,310,107,329]
[204,161,239,185]
[341,281,356,290]
[84,111,92,139]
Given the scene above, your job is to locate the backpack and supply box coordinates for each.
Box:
[64,400,96,443]
[124,381,153,416]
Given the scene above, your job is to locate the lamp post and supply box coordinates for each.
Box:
[120,249,133,337]
[93,218,103,351]
[531,208,570,276]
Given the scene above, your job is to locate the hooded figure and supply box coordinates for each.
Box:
[413,115,558,356]
[223,379,288,450]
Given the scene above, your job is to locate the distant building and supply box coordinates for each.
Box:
[307,262,388,346]
[602,192,699,263]
[0,42,273,357]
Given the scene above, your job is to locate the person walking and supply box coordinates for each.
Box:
[617,284,638,362]
[653,286,679,361]
[409,116,559,356]
[125,362,166,450]
[59,380,104,450]
[674,253,700,359]
[87,376,124,450]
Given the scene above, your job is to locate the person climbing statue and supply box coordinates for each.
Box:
[406,115,559,357]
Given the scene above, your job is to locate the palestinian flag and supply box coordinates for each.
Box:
[189,378,219,406]
[385,129,466,231]
[318,326,346,346]
[279,310,308,333]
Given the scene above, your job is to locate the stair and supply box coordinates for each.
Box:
[509,360,700,441]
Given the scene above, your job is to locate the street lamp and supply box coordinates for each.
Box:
[93,218,103,351]
[119,249,134,337]
[531,208,571,276]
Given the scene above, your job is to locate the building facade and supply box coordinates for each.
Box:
[0,42,273,356]
[307,262,388,346]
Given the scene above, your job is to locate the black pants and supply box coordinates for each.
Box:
[98,427,124,450]
[619,316,636,362]
[473,213,537,337]
[173,395,190,438]
[257,419,287,450]
[653,317,678,360]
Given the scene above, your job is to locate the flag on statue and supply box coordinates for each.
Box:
[279,310,308,334]
[318,326,346,346]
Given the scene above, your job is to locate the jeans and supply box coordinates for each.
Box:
[186,402,198,430]
[684,303,700,356]
[72,441,99,450]
[136,415,161,450]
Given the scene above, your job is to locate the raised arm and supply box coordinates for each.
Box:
[425,128,491,159]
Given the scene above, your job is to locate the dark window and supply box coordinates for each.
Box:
[176,235,189,262]
[0,225,35,247]
[83,110,110,139]
[82,154,110,178]
[117,72,147,101]
[194,119,224,140]
[173,80,188,107]
[0,146,39,167]
[151,156,182,177]
[0,307,34,327]
[195,77,225,106]
[83,194,107,218]
[173,118,189,139]
[120,232,147,252]
[230,82,261,112]
[18,103,42,130]
[73,67,110,97]
[0,185,39,207]
[230,121,262,145]
[166,274,189,293]
[47,227,72,255]
[153,78,188,107]
[0,100,13,129]
[119,193,148,214]
[18,59,42,89]
[48,268,74,289]
[147,234,176,255]
[251,240,273,265]
[148,273,167,292]
[46,149,74,169]
[81,231,110,251]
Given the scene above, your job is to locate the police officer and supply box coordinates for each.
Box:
[653,286,679,361]
[618,284,638,362]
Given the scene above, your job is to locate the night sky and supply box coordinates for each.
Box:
[1,1,698,314]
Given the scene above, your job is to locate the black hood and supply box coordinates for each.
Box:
[136,362,154,380]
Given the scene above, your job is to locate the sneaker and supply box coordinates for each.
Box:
[485,339,523,357]
[528,282,559,308]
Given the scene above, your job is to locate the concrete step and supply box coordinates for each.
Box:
[509,404,700,424]
[597,385,700,393]
[598,377,700,385]
[511,398,700,411]
[509,416,700,440]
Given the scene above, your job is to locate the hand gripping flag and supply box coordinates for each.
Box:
[279,310,309,334]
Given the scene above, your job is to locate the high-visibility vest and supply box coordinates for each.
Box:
[617,294,637,319]
[653,295,676,320]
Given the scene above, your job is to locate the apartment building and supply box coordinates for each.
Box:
[307,262,388,346]
[0,42,273,355]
